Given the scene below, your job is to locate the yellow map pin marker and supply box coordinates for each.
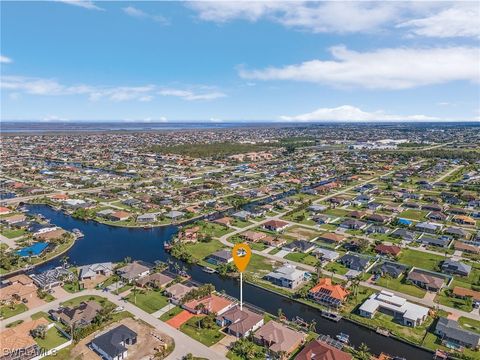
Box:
[232,243,251,272]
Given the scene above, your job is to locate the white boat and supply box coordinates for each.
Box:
[202,266,216,274]
[72,228,84,238]
[335,332,349,344]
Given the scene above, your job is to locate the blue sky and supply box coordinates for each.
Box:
[1,1,479,122]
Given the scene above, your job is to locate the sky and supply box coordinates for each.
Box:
[1,1,479,122]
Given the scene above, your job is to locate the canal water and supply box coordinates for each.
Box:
[27,204,431,360]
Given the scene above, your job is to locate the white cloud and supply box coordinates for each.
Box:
[188,2,479,38]
[0,55,13,63]
[239,45,480,89]
[280,105,439,122]
[57,0,104,11]
[42,115,69,122]
[209,117,223,122]
[159,88,226,101]
[122,6,169,25]
[397,3,480,38]
[1,75,226,102]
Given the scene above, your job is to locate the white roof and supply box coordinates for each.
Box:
[359,290,429,321]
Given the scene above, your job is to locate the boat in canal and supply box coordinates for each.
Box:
[163,241,173,251]
[202,266,216,274]
[72,228,84,238]
[320,309,342,322]
[336,332,350,344]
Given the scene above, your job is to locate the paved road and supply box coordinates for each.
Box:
[1,289,227,360]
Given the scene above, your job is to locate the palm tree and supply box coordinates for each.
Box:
[309,319,317,332]
[124,256,131,264]
[61,255,70,268]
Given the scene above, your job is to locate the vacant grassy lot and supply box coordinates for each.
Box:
[126,289,169,314]
[159,306,183,321]
[180,316,225,346]
[324,261,349,275]
[1,228,26,238]
[0,303,28,319]
[186,239,225,261]
[376,275,426,298]
[284,252,318,266]
[435,289,472,312]
[398,209,427,221]
[397,249,443,271]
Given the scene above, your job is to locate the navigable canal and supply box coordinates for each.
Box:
[27,204,431,360]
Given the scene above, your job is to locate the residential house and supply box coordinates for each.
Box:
[135,273,174,289]
[338,254,370,271]
[416,221,442,233]
[30,267,74,290]
[183,294,234,315]
[309,278,349,308]
[50,301,102,327]
[441,259,472,277]
[418,234,451,248]
[78,262,114,281]
[374,244,401,257]
[216,305,264,338]
[317,232,345,244]
[232,210,251,221]
[240,230,267,243]
[453,215,476,226]
[206,250,233,265]
[358,290,429,327]
[263,220,289,232]
[407,269,446,292]
[372,261,408,279]
[453,241,479,254]
[435,317,480,349]
[452,287,480,308]
[444,227,471,239]
[254,321,305,358]
[136,213,157,223]
[391,228,416,242]
[283,240,316,253]
[90,325,137,360]
[294,339,352,360]
[0,274,38,305]
[116,261,151,283]
[312,248,339,263]
[265,264,307,289]
[109,211,131,222]
[340,219,367,230]
[165,283,196,305]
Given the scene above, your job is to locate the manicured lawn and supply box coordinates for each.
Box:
[126,289,169,314]
[63,282,81,293]
[245,253,276,277]
[398,209,427,221]
[397,249,443,271]
[458,316,480,334]
[0,303,28,319]
[324,208,350,217]
[31,311,51,321]
[198,222,234,238]
[1,228,26,238]
[249,242,267,251]
[284,252,318,266]
[268,247,281,255]
[376,275,426,298]
[159,306,183,321]
[35,326,69,350]
[320,224,338,231]
[61,295,108,308]
[422,331,479,360]
[324,261,348,275]
[282,210,317,226]
[114,284,133,295]
[435,289,472,312]
[450,262,480,290]
[180,316,225,346]
[231,219,252,228]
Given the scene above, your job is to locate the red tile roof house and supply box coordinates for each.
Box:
[213,217,233,227]
[182,294,234,315]
[0,206,12,215]
[309,278,349,309]
[263,220,290,232]
[317,232,345,244]
[374,244,402,257]
[216,305,264,338]
[295,339,352,360]
[253,320,306,358]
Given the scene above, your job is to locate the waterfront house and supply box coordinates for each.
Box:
[109,211,131,222]
[435,317,480,349]
[117,261,151,283]
[358,290,429,327]
[164,283,197,305]
[50,301,102,327]
[254,320,305,358]
[309,278,349,308]
[78,262,114,281]
[30,267,74,290]
[0,274,38,306]
[206,250,233,265]
[136,213,157,223]
[216,305,264,338]
[265,264,307,289]
[441,259,472,277]
[294,339,352,360]
[183,294,234,315]
[165,210,185,220]
[90,325,137,360]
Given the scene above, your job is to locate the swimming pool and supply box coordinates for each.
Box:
[16,242,49,257]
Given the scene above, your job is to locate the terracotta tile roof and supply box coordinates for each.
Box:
[452,286,480,301]
[309,278,349,301]
[295,339,352,360]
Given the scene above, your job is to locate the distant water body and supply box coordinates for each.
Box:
[2,121,479,133]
